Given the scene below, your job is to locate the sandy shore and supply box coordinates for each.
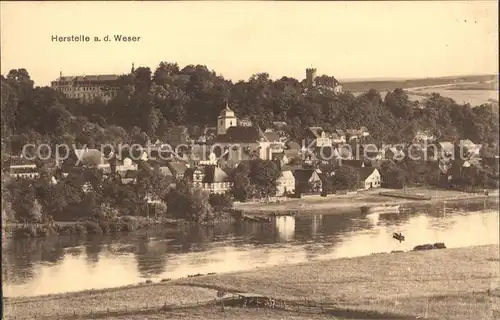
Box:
[4,244,499,320]
[234,187,499,214]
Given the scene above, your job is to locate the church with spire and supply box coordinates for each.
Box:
[214,102,282,163]
[217,102,238,135]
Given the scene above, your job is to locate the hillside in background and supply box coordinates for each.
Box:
[341,74,498,92]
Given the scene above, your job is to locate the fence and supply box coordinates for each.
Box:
[4,296,348,320]
[3,296,417,320]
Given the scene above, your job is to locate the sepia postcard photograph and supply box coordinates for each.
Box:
[1,1,499,319]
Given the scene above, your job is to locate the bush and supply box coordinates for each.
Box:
[209,193,233,209]
[85,220,103,235]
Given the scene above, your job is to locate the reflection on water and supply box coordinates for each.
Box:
[2,199,498,297]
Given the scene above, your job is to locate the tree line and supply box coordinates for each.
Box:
[2,65,499,156]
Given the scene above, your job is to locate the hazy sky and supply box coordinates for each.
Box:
[1,1,498,86]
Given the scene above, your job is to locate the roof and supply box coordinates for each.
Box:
[264,131,280,142]
[341,160,364,167]
[185,165,230,183]
[293,169,321,183]
[272,121,287,128]
[74,149,105,166]
[286,141,302,150]
[355,167,379,181]
[56,75,120,82]
[167,161,188,175]
[158,166,173,176]
[308,127,325,138]
[439,141,454,152]
[214,126,268,143]
[335,129,346,136]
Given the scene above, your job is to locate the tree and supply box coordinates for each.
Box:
[332,166,359,191]
[164,181,214,223]
[209,193,233,209]
[248,159,281,198]
[231,171,254,201]
[380,161,407,189]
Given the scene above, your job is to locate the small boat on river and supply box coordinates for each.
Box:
[361,204,400,215]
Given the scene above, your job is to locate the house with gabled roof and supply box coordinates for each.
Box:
[437,141,455,158]
[355,167,381,190]
[167,161,189,180]
[293,168,323,195]
[184,165,233,194]
[306,127,332,147]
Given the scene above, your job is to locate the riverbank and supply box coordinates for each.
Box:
[2,216,182,239]
[234,187,499,215]
[4,244,499,320]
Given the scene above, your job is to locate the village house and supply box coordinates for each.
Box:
[331,129,347,144]
[215,145,258,168]
[437,141,455,158]
[167,161,189,180]
[346,127,370,141]
[460,139,482,158]
[355,167,382,190]
[293,168,323,195]
[276,166,296,197]
[272,152,291,168]
[184,165,233,194]
[7,157,40,179]
[306,127,332,148]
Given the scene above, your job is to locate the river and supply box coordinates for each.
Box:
[2,199,498,297]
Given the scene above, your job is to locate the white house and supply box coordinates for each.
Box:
[356,167,381,190]
[276,169,295,196]
[186,165,233,195]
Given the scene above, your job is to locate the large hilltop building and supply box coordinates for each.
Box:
[50,64,135,103]
[304,68,342,95]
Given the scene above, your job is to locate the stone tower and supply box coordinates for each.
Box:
[217,102,238,135]
[306,68,317,88]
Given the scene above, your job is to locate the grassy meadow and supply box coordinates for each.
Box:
[4,245,499,320]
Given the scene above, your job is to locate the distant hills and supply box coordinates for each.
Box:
[340,74,498,92]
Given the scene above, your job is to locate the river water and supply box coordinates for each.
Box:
[2,199,498,297]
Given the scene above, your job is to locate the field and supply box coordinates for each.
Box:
[4,245,499,320]
[102,307,339,320]
[341,74,497,92]
[346,75,498,106]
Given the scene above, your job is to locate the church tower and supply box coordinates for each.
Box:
[217,102,238,135]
